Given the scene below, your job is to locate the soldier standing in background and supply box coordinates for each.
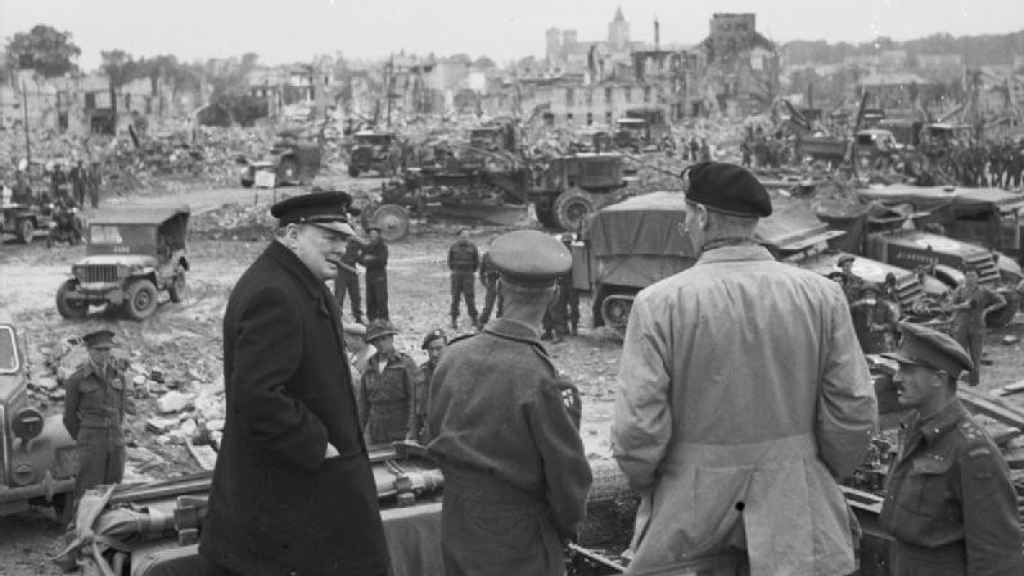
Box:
[357,320,419,446]
[88,160,102,208]
[948,269,1005,386]
[880,322,1024,574]
[447,229,479,330]
[360,225,390,321]
[334,235,365,324]
[542,233,579,343]
[415,328,447,443]
[477,250,502,327]
[62,330,129,504]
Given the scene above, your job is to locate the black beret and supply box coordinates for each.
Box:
[270,192,355,236]
[421,328,448,349]
[684,162,772,218]
[490,230,572,287]
[882,322,973,378]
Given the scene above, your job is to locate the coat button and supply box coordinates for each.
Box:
[735,501,745,512]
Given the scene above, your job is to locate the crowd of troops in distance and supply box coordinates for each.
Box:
[2,158,103,208]
[739,123,1024,190]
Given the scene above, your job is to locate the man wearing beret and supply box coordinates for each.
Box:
[356,319,419,446]
[428,230,593,576]
[415,328,447,443]
[199,192,389,576]
[63,330,129,506]
[612,162,877,575]
[880,322,1024,575]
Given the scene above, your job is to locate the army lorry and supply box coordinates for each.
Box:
[571,192,942,336]
[611,108,672,152]
[820,202,1023,327]
[856,184,1024,262]
[348,130,402,177]
[0,322,78,523]
[57,206,191,321]
[530,153,635,233]
[238,137,321,188]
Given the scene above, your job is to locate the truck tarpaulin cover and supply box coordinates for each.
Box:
[587,191,697,287]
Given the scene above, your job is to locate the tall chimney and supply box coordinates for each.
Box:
[654,17,660,50]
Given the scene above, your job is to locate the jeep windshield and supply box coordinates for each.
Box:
[88,224,158,255]
[0,325,18,374]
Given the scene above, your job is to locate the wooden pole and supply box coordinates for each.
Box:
[21,79,32,167]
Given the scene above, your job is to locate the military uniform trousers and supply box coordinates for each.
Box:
[955,322,986,386]
[479,278,502,324]
[75,425,126,498]
[441,465,565,576]
[366,271,389,321]
[449,271,478,321]
[335,268,363,320]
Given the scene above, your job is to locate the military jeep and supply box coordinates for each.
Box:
[57,206,190,321]
[348,130,401,177]
[0,322,78,521]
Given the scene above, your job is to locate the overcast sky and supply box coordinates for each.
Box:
[1,0,1021,69]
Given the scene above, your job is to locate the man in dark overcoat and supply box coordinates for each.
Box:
[198,191,390,576]
[361,225,390,320]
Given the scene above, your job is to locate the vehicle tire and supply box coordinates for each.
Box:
[553,188,596,232]
[168,274,187,304]
[56,279,88,320]
[125,278,159,320]
[17,219,34,244]
[371,204,410,243]
[600,294,634,338]
[348,165,360,177]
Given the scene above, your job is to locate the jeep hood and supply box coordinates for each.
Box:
[75,254,158,268]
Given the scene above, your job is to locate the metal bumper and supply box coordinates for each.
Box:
[66,285,125,305]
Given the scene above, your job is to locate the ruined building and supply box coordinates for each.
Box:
[697,13,780,116]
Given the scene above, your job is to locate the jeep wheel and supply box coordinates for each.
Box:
[553,188,596,232]
[126,279,159,320]
[371,204,410,242]
[348,165,360,177]
[600,294,634,338]
[17,219,34,244]
[277,157,299,184]
[56,279,88,320]
[241,176,254,188]
[169,274,187,304]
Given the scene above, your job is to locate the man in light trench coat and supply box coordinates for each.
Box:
[612,162,878,576]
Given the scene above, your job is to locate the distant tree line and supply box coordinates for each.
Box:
[782,31,1024,68]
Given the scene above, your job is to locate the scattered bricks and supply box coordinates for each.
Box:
[132,374,148,387]
[145,417,178,435]
[34,377,60,391]
[149,369,165,383]
[157,391,194,414]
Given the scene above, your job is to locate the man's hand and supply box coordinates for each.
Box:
[325,443,340,459]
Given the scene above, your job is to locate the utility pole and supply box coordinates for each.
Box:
[385,55,393,128]
[21,79,32,167]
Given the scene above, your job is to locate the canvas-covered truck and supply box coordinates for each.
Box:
[571,192,698,335]
[0,322,78,523]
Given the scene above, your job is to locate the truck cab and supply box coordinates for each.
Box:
[0,322,78,519]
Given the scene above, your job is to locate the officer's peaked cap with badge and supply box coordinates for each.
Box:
[421,328,448,350]
[683,161,772,218]
[83,329,117,349]
[882,321,974,378]
[365,319,399,343]
[270,191,355,237]
[489,230,572,288]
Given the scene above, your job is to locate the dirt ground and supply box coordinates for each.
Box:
[2,178,1024,574]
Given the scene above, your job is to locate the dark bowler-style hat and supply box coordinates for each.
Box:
[683,161,772,218]
[270,191,355,237]
[82,329,116,349]
[883,322,974,378]
[489,230,572,287]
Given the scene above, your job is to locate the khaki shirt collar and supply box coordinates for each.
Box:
[696,243,775,266]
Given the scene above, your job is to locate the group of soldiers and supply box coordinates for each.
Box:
[833,253,1007,387]
[57,164,1024,575]
[914,136,1024,188]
